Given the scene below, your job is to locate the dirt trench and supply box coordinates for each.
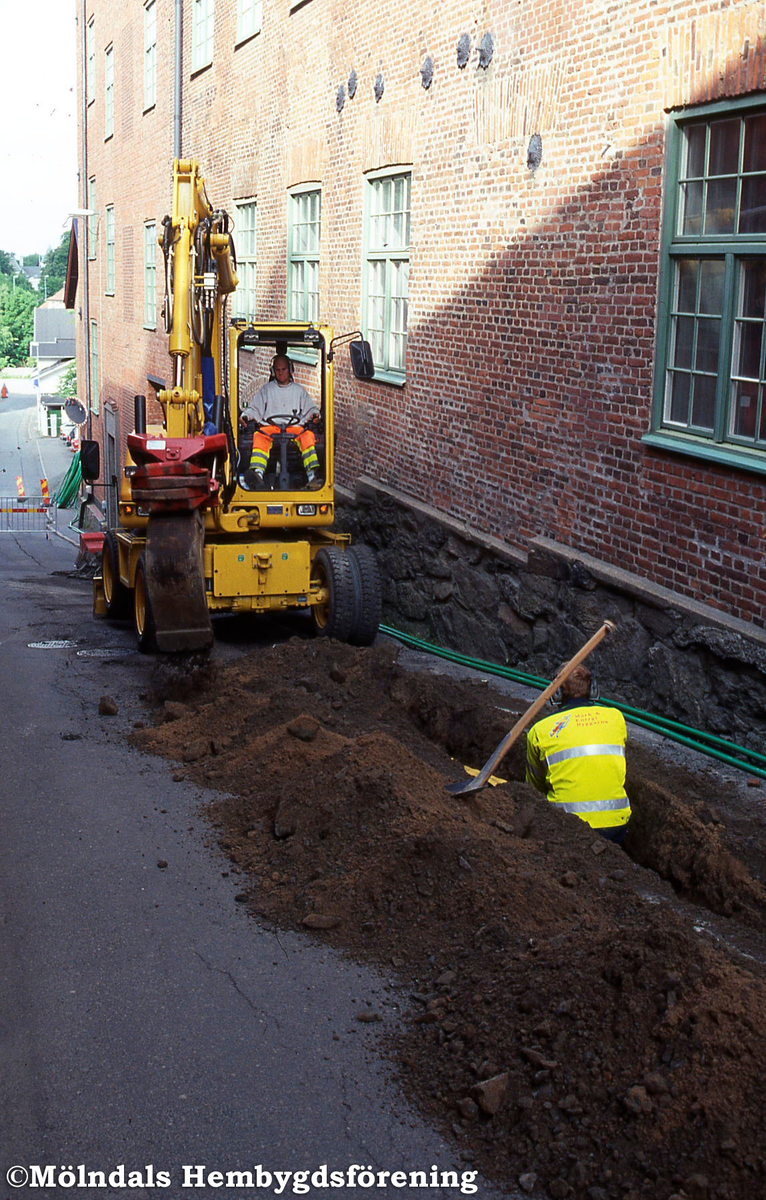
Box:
[131,638,766,1200]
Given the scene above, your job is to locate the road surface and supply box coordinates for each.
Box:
[0,393,509,1200]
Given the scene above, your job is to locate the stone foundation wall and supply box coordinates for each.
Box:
[337,478,766,754]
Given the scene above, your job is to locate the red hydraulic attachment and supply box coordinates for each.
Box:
[126,433,228,513]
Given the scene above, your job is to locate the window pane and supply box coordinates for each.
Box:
[691,375,716,429]
[695,317,720,372]
[743,114,766,173]
[708,119,740,176]
[741,259,766,319]
[739,175,766,234]
[736,322,763,378]
[672,315,694,369]
[667,371,690,423]
[684,124,706,178]
[681,181,703,235]
[676,259,698,311]
[704,177,736,234]
[730,380,759,437]
[698,259,725,313]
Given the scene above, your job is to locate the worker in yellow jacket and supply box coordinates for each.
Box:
[526,664,631,843]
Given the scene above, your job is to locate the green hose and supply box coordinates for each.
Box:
[379,623,766,782]
[55,453,82,509]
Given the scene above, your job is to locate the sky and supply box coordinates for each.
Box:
[1,0,78,260]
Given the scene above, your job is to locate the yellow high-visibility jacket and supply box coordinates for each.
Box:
[526,702,630,830]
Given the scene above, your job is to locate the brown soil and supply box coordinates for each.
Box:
[131,638,766,1200]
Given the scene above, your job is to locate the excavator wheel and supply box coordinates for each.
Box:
[133,555,158,653]
[347,544,382,646]
[311,547,357,642]
[102,529,131,620]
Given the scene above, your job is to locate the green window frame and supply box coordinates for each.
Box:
[232,201,257,319]
[104,44,114,139]
[362,170,411,384]
[144,221,157,328]
[192,0,214,73]
[90,321,99,416]
[86,17,95,104]
[144,0,157,111]
[648,95,766,475]
[87,178,97,261]
[105,205,115,295]
[287,188,321,322]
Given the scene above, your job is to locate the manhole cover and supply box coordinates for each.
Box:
[77,648,134,658]
[28,640,79,649]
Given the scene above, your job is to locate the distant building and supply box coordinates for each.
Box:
[31,289,75,436]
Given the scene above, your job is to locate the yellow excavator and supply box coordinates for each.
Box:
[86,158,381,652]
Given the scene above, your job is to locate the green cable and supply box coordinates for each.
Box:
[379,623,766,780]
[55,453,82,508]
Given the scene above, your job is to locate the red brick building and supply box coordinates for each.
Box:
[75,0,766,629]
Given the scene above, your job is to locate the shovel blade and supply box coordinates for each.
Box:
[444,774,487,797]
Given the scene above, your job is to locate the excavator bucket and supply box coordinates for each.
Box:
[145,510,213,652]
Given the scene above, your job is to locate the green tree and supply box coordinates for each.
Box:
[0,282,36,367]
[56,360,78,398]
[0,250,16,278]
[40,232,70,299]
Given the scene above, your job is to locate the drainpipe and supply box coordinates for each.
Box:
[174,0,183,159]
[80,0,93,443]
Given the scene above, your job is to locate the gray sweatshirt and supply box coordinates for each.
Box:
[241,379,319,425]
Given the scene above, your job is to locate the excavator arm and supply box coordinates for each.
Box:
[129,159,238,651]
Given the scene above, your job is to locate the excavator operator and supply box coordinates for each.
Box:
[525,664,631,844]
[239,354,321,489]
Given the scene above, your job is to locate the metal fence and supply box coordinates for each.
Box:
[0,498,53,533]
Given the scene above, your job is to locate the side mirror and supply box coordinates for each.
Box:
[350,339,375,380]
[80,439,101,483]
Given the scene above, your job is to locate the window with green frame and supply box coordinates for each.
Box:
[89,321,99,416]
[649,97,766,472]
[363,171,410,383]
[192,0,214,72]
[143,221,156,328]
[232,200,257,319]
[105,205,115,295]
[288,188,321,322]
[104,44,114,139]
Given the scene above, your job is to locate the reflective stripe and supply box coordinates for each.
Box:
[554,797,628,814]
[545,743,625,767]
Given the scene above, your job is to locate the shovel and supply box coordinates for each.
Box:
[444,620,616,797]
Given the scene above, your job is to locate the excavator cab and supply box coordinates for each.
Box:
[232,324,328,495]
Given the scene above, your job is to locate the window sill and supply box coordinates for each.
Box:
[367,368,406,387]
[235,31,261,50]
[642,430,766,477]
[143,104,156,116]
[190,62,212,80]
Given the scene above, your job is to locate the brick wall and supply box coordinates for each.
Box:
[77,0,766,629]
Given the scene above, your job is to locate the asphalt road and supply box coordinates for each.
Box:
[0,394,510,1200]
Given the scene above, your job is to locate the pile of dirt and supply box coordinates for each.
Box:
[131,638,766,1200]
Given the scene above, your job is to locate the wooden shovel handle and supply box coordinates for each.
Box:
[445,620,616,796]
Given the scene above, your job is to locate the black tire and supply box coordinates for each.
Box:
[102,529,131,619]
[347,543,382,646]
[310,547,356,641]
[133,555,158,653]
